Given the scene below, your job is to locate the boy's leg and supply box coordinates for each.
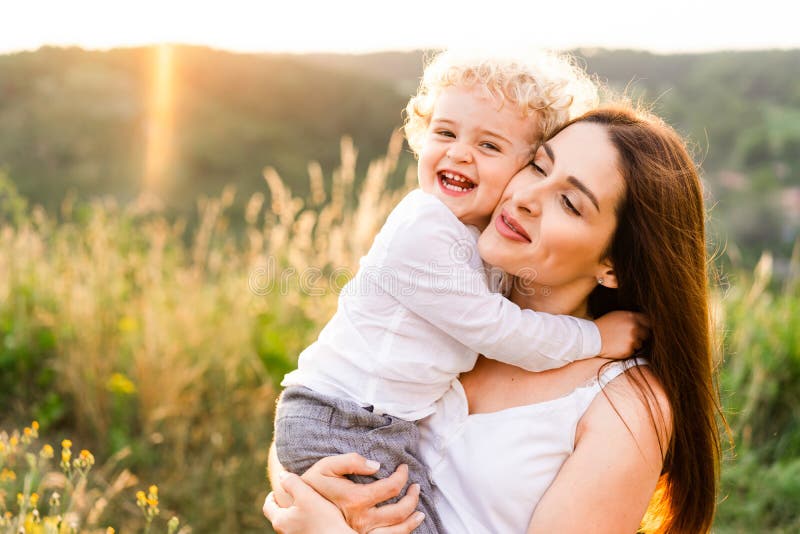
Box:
[274,386,444,533]
[348,412,443,534]
[274,386,343,475]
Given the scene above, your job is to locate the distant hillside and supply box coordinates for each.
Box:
[1,46,798,262]
[0,46,409,212]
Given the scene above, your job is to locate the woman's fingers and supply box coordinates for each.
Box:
[304,457,409,512]
[279,471,317,500]
[311,452,382,478]
[368,511,425,534]
[364,483,420,529]
[262,491,280,521]
[357,463,409,508]
[263,474,359,534]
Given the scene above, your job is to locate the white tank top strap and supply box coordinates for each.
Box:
[596,357,649,389]
[573,357,649,415]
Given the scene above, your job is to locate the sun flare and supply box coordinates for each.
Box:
[143,44,175,195]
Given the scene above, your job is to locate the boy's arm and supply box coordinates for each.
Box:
[379,201,640,369]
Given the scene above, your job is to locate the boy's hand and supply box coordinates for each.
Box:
[594,311,650,360]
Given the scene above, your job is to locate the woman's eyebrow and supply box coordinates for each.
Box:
[567,176,600,211]
[542,142,555,162]
[542,141,600,211]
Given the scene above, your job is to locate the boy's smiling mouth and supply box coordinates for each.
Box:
[437,170,476,196]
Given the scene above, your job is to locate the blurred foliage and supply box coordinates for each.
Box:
[1,46,798,267]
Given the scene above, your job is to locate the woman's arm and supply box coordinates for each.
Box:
[265,441,423,533]
[527,368,672,534]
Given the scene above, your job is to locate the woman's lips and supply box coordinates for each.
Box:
[495,209,532,243]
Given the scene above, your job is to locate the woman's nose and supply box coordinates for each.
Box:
[446,143,473,164]
[513,183,543,217]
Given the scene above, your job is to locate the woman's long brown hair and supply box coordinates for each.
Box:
[555,106,724,533]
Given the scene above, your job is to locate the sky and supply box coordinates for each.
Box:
[2,0,799,55]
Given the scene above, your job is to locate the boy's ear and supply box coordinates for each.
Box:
[597,260,618,289]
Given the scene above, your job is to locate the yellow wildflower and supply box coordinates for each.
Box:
[167,516,180,534]
[61,439,72,450]
[79,449,95,467]
[136,490,147,508]
[40,444,54,459]
[148,485,158,497]
[0,468,15,482]
[9,436,18,447]
[23,427,32,437]
[32,421,39,431]
[61,450,71,464]
[106,373,137,395]
[118,316,139,333]
[30,493,39,508]
[106,527,115,534]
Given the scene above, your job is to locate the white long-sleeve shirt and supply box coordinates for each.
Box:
[281,190,601,420]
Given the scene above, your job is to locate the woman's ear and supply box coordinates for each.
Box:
[597,260,618,289]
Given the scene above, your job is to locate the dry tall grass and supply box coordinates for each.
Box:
[0,132,413,532]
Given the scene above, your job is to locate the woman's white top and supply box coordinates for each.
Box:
[282,190,600,420]
[419,358,648,534]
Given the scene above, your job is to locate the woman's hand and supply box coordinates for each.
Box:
[264,468,425,534]
[264,452,424,534]
[299,453,423,533]
[264,471,356,534]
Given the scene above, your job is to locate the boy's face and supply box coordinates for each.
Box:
[418,84,540,229]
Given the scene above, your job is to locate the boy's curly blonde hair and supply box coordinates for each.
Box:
[404,48,598,155]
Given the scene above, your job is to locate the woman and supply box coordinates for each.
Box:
[264,105,723,533]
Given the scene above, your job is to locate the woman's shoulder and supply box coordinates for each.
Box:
[579,361,673,459]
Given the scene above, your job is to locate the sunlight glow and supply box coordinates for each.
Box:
[143,44,175,195]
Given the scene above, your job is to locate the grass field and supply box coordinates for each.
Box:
[1,137,798,532]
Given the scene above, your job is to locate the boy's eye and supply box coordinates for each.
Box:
[436,130,455,138]
[480,142,500,151]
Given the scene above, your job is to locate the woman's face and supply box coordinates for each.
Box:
[478,121,625,294]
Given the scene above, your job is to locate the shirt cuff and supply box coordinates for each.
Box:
[577,318,602,358]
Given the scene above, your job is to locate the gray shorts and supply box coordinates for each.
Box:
[274,386,444,534]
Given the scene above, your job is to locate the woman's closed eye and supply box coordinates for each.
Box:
[529,160,546,174]
[561,194,581,216]
[436,129,456,138]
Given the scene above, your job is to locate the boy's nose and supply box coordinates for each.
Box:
[446,143,473,164]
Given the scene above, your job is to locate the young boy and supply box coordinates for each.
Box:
[274,50,643,533]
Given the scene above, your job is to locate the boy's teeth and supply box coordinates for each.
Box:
[442,172,472,184]
[443,182,468,192]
